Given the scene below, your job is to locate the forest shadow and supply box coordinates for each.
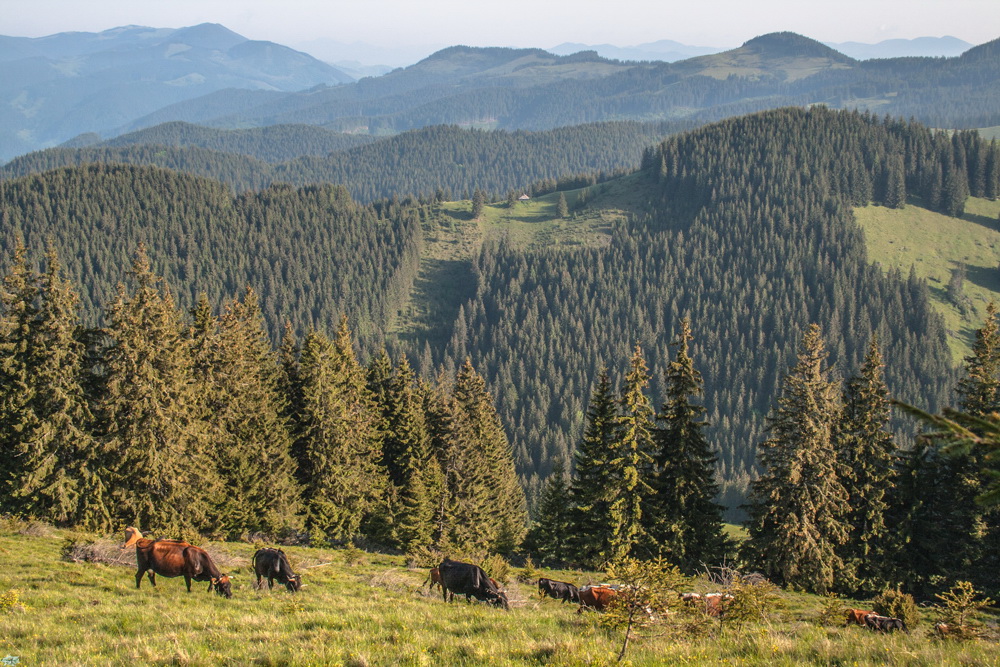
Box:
[965,262,1000,291]
[395,257,476,348]
[962,211,999,233]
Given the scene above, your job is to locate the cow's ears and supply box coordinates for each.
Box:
[211,577,219,584]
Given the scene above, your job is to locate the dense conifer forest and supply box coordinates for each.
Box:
[1,121,692,203]
[3,108,1000,596]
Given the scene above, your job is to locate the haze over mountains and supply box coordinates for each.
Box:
[0,24,992,163]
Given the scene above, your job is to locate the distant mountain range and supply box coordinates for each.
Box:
[547,35,974,63]
[0,23,352,161]
[0,26,996,164]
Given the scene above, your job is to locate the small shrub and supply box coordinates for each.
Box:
[479,554,511,585]
[932,580,994,640]
[404,546,443,569]
[343,545,366,567]
[872,588,920,629]
[817,593,848,627]
[20,520,55,537]
[517,556,542,584]
[723,577,782,631]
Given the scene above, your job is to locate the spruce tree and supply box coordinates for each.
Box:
[645,318,727,572]
[296,319,386,542]
[557,192,569,219]
[524,462,572,564]
[836,336,896,593]
[568,369,618,568]
[743,324,848,593]
[197,288,303,537]
[98,246,218,534]
[955,302,1000,417]
[0,240,38,514]
[607,345,655,563]
[389,362,442,553]
[450,359,527,553]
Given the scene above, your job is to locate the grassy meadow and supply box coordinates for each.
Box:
[855,195,1000,361]
[2,521,999,666]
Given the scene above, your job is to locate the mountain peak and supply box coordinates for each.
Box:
[742,31,854,62]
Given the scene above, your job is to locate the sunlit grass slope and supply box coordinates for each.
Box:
[3,525,1000,665]
[855,196,1000,361]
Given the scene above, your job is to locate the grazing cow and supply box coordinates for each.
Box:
[578,585,617,613]
[538,578,580,604]
[864,614,907,633]
[846,608,875,626]
[680,592,732,617]
[424,567,444,592]
[252,547,302,593]
[120,527,232,598]
[437,559,509,610]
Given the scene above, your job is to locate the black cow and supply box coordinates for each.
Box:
[538,578,579,603]
[864,614,907,633]
[252,547,302,593]
[437,558,509,610]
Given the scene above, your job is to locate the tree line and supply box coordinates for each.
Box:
[528,312,1000,599]
[0,242,526,554]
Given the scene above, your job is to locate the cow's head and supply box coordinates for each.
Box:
[120,526,143,549]
[490,589,510,610]
[211,575,233,599]
[284,574,302,593]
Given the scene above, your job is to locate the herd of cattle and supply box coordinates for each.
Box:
[117,528,907,633]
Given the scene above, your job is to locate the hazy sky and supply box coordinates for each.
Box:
[4,0,998,50]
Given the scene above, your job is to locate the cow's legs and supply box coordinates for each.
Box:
[268,577,275,590]
[134,569,144,589]
[147,571,156,587]
[184,575,192,592]
[256,574,263,590]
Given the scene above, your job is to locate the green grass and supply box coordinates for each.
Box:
[855,196,1000,361]
[4,525,1000,665]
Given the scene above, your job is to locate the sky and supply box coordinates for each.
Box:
[3,0,999,52]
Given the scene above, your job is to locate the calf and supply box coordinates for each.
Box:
[846,608,875,626]
[252,547,302,593]
[864,614,907,633]
[538,578,580,604]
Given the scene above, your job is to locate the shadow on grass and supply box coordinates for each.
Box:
[395,258,476,348]
[962,211,1000,233]
[965,262,1000,292]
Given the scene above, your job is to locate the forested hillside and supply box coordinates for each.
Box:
[1,108,992,515]
[2,121,691,202]
[0,165,422,346]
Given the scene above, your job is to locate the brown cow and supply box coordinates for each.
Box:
[120,527,232,598]
[681,592,733,617]
[424,567,443,592]
[847,608,876,626]
[578,585,617,613]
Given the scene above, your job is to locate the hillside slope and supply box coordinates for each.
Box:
[2,527,998,664]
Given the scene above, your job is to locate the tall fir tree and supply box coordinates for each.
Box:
[0,240,38,514]
[450,359,527,553]
[955,302,1000,417]
[567,369,618,568]
[194,288,303,537]
[97,246,218,534]
[607,345,655,563]
[523,461,572,564]
[836,336,896,594]
[644,318,728,572]
[743,324,848,594]
[296,319,386,542]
